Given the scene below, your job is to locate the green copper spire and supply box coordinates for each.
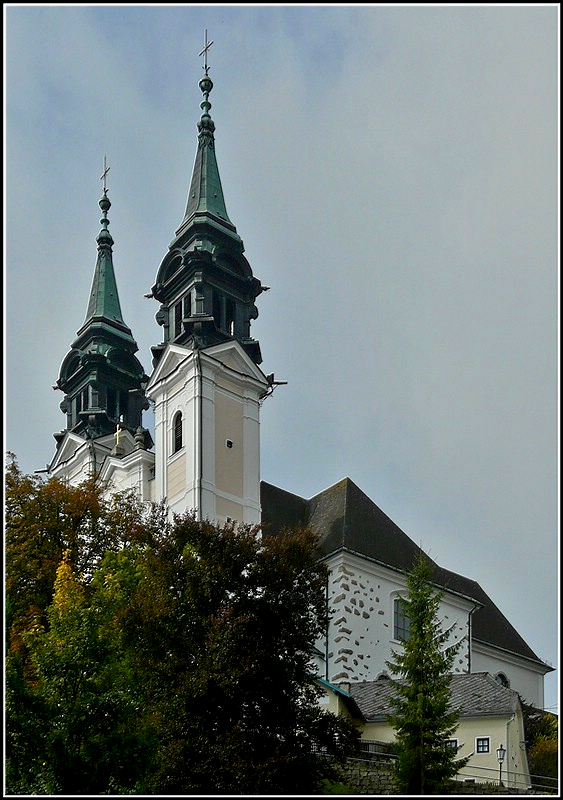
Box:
[84,174,126,326]
[151,35,264,367]
[178,32,234,233]
[53,164,150,442]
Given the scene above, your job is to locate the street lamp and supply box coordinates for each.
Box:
[496,744,506,786]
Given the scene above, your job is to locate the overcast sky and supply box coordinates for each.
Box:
[5,5,559,712]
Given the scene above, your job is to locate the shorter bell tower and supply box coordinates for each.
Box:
[49,172,153,487]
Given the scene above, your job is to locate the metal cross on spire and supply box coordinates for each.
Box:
[100,155,110,193]
[199,29,213,74]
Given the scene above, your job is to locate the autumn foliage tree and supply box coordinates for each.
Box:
[522,703,558,791]
[5,455,155,793]
[5,452,143,655]
[5,455,359,794]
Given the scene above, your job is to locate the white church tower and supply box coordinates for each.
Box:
[49,42,271,524]
[145,45,270,523]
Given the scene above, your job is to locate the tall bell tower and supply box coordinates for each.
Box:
[145,35,270,523]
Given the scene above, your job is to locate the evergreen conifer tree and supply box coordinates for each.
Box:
[385,554,470,794]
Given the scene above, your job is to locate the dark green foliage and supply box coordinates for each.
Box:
[5,457,359,794]
[385,554,470,794]
[121,512,359,794]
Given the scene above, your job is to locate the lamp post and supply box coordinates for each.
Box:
[496,744,506,786]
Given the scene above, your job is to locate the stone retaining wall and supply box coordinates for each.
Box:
[336,759,545,795]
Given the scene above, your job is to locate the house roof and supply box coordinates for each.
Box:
[260,477,549,671]
[349,672,521,723]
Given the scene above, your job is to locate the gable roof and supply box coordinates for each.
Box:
[349,672,521,723]
[260,477,549,669]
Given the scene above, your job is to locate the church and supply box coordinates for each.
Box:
[45,54,552,716]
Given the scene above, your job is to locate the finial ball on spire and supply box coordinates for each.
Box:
[99,193,111,213]
[199,75,213,95]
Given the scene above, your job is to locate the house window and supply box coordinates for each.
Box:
[173,412,183,453]
[476,737,490,754]
[394,597,411,641]
[445,739,458,752]
[183,292,192,319]
[495,672,510,688]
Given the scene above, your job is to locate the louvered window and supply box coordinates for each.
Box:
[173,412,183,453]
[174,301,183,338]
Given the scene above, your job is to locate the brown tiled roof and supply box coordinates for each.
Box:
[260,478,549,671]
[349,672,521,723]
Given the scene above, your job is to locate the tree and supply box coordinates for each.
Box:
[120,512,360,794]
[5,457,359,794]
[22,551,153,793]
[522,703,558,791]
[5,453,144,658]
[5,455,152,794]
[385,554,469,794]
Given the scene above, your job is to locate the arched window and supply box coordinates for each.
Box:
[495,672,510,688]
[173,411,183,453]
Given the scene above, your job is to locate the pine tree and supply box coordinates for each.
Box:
[385,554,470,794]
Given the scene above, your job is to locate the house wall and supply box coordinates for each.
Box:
[450,712,530,790]
[317,686,357,722]
[321,551,473,684]
[358,712,530,790]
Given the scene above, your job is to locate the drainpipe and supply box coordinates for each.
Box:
[467,604,478,673]
[505,714,515,788]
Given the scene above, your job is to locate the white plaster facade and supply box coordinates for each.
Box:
[317,551,475,685]
[471,641,548,711]
[49,339,268,530]
[48,428,156,502]
[145,339,269,524]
